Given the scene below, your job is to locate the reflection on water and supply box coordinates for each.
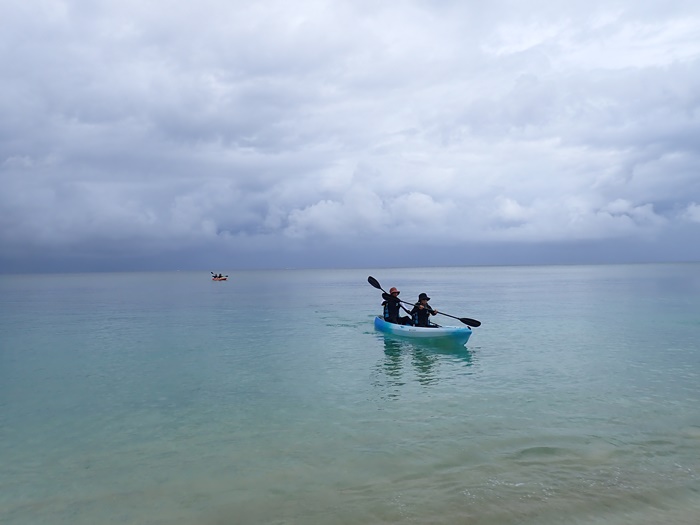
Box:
[381,338,405,386]
[375,335,473,398]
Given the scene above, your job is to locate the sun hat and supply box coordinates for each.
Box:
[389,287,400,295]
[418,292,430,301]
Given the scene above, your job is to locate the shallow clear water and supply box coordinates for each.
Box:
[1,264,699,524]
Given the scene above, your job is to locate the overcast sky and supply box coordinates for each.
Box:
[1,0,699,272]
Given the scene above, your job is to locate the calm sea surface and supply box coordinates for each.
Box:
[1,264,699,524]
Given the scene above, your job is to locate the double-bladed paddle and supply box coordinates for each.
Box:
[367,275,481,327]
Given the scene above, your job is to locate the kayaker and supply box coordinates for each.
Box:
[382,287,412,325]
[411,292,439,327]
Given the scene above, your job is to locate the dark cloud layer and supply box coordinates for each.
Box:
[1,0,699,272]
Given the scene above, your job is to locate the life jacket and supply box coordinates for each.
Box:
[411,303,434,327]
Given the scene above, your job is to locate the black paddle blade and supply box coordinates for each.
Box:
[460,318,481,327]
[367,276,382,289]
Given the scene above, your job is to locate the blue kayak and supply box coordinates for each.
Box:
[374,316,472,345]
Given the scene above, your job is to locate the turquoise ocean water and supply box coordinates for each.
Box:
[1,264,699,524]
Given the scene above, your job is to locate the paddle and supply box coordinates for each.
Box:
[367,276,481,327]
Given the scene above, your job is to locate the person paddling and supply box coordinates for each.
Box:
[381,287,412,325]
[411,292,439,327]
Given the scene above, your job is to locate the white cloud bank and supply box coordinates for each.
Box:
[1,0,699,271]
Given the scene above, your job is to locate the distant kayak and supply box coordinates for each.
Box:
[212,277,228,281]
[374,316,472,345]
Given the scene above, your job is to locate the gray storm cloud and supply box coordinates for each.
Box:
[1,0,699,271]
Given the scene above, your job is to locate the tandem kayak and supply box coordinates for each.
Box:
[374,316,472,345]
[212,277,228,281]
